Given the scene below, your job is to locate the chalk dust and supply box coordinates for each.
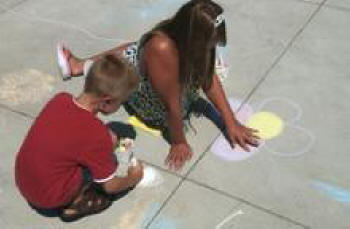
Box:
[0,69,55,106]
[137,166,164,188]
[111,197,153,229]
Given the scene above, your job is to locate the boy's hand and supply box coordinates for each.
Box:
[108,130,119,150]
[127,160,144,187]
[165,143,193,171]
[226,123,260,151]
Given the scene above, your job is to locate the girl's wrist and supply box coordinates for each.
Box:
[172,136,187,145]
[223,113,240,127]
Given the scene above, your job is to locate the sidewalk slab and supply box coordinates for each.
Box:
[149,180,241,229]
[150,181,301,229]
[217,0,317,98]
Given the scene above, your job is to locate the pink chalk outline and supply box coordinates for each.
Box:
[211,97,315,161]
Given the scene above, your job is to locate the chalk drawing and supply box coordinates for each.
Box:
[142,203,177,229]
[113,200,176,229]
[151,216,177,229]
[246,111,284,140]
[228,98,254,124]
[211,98,262,161]
[211,97,315,161]
[256,97,316,157]
[0,69,55,106]
[141,202,161,228]
[255,97,303,124]
[114,140,164,188]
[0,0,186,43]
[0,3,126,43]
[215,209,244,229]
[137,166,164,188]
[212,134,264,161]
[113,199,151,229]
[264,123,315,157]
[313,181,350,203]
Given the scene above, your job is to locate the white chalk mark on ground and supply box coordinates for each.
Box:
[137,166,164,188]
[0,69,55,106]
[256,97,303,124]
[113,200,150,229]
[256,97,316,157]
[264,123,315,157]
[215,209,244,229]
[0,3,126,43]
[111,197,160,229]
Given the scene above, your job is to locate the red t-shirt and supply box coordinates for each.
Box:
[15,93,116,208]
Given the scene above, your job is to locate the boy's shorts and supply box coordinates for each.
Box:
[30,168,93,216]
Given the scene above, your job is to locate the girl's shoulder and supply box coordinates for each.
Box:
[143,31,177,57]
[142,31,180,88]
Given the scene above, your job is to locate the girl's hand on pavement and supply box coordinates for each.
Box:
[165,142,193,171]
[226,122,260,151]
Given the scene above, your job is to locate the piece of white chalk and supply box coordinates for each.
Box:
[130,157,138,167]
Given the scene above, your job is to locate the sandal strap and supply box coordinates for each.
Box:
[60,184,111,222]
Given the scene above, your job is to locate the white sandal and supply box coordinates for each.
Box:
[56,43,72,81]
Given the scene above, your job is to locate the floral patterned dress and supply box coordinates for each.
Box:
[122,42,200,128]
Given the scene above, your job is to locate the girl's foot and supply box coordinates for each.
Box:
[56,43,84,80]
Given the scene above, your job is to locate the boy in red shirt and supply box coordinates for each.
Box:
[15,55,143,222]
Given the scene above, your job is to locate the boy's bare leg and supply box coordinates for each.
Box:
[63,42,134,77]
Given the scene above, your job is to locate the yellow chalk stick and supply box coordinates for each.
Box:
[127,116,161,137]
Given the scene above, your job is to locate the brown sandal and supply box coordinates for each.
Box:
[60,184,112,222]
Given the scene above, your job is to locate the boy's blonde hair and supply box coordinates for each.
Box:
[84,55,139,100]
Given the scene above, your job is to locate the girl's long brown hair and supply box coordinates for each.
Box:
[140,0,226,90]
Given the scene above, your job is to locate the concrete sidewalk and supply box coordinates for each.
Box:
[0,0,349,228]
